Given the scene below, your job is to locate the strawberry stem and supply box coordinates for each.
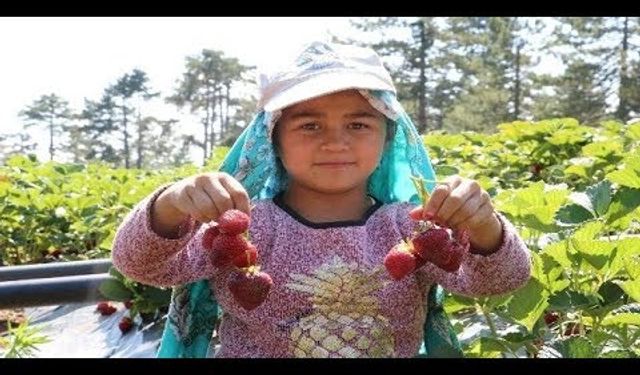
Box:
[410,175,434,204]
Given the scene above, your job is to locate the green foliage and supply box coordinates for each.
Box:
[0,149,226,266]
[3,118,639,357]
[425,118,640,358]
[0,320,51,358]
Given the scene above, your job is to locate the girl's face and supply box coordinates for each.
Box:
[274,89,387,195]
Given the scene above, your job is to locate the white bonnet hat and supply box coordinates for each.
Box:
[257,41,397,113]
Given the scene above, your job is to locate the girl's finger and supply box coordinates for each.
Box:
[219,173,251,215]
[435,179,480,223]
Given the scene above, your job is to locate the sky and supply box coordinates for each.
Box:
[0,17,361,161]
[0,17,564,162]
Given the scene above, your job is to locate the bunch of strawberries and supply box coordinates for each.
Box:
[383,176,471,280]
[202,209,273,311]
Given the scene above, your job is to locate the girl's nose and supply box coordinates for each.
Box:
[320,128,349,151]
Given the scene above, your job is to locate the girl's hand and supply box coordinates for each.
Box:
[411,175,503,254]
[151,172,250,237]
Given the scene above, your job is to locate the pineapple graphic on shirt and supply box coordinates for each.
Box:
[284,256,395,358]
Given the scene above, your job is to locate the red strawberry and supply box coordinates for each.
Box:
[412,227,452,266]
[544,311,559,326]
[218,209,250,236]
[202,225,220,250]
[563,322,581,336]
[228,267,273,310]
[413,252,428,270]
[118,317,134,334]
[437,242,466,272]
[530,163,543,175]
[232,243,258,268]
[405,222,469,273]
[96,302,117,316]
[384,242,416,280]
[210,234,251,267]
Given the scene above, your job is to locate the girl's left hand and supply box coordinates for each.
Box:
[410,175,503,255]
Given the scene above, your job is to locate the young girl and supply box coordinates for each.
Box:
[111,41,531,358]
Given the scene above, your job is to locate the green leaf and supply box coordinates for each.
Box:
[585,181,612,217]
[601,313,640,326]
[434,165,459,177]
[620,280,640,303]
[480,293,514,311]
[572,220,605,241]
[582,141,623,159]
[548,290,598,312]
[108,266,125,282]
[98,279,133,301]
[140,286,172,306]
[444,294,476,315]
[606,187,640,224]
[606,155,640,189]
[571,239,615,272]
[494,182,569,233]
[543,240,573,269]
[624,255,640,281]
[555,204,595,226]
[553,336,597,358]
[506,278,549,332]
[465,338,502,358]
[564,164,589,179]
[610,238,640,278]
[600,350,636,358]
[625,122,640,141]
[598,281,626,306]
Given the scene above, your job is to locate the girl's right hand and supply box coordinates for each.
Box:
[151,172,250,237]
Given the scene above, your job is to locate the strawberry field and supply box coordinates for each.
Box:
[1,118,639,357]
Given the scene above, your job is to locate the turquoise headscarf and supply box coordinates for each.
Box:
[156,90,463,358]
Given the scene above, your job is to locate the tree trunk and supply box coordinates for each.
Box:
[514,42,522,120]
[136,112,143,169]
[203,86,212,166]
[48,116,54,161]
[224,83,230,134]
[417,20,428,134]
[122,100,130,169]
[616,17,630,122]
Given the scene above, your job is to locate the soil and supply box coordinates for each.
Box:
[0,309,27,334]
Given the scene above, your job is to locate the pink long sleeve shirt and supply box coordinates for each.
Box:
[112,186,531,358]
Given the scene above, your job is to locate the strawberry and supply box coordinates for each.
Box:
[384,212,470,278]
[413,252,428,270]
[232,243,258,268]
[436,243,466,272]
[412,227,452,266]
[530,163,543,176]
[202,225,220,250]
[544,311,559,326]
[210,234,251,267]
[218,209,250,236]
[228,266,273,310]
[563,322,581,336]
[383,242,416,280]
[124,300,134,309]
[96,301,117,316]
[391,176,470,277]
[118,316,134,334]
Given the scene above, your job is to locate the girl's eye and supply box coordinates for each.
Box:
[300,123,319,130]
[349,122,369,130]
